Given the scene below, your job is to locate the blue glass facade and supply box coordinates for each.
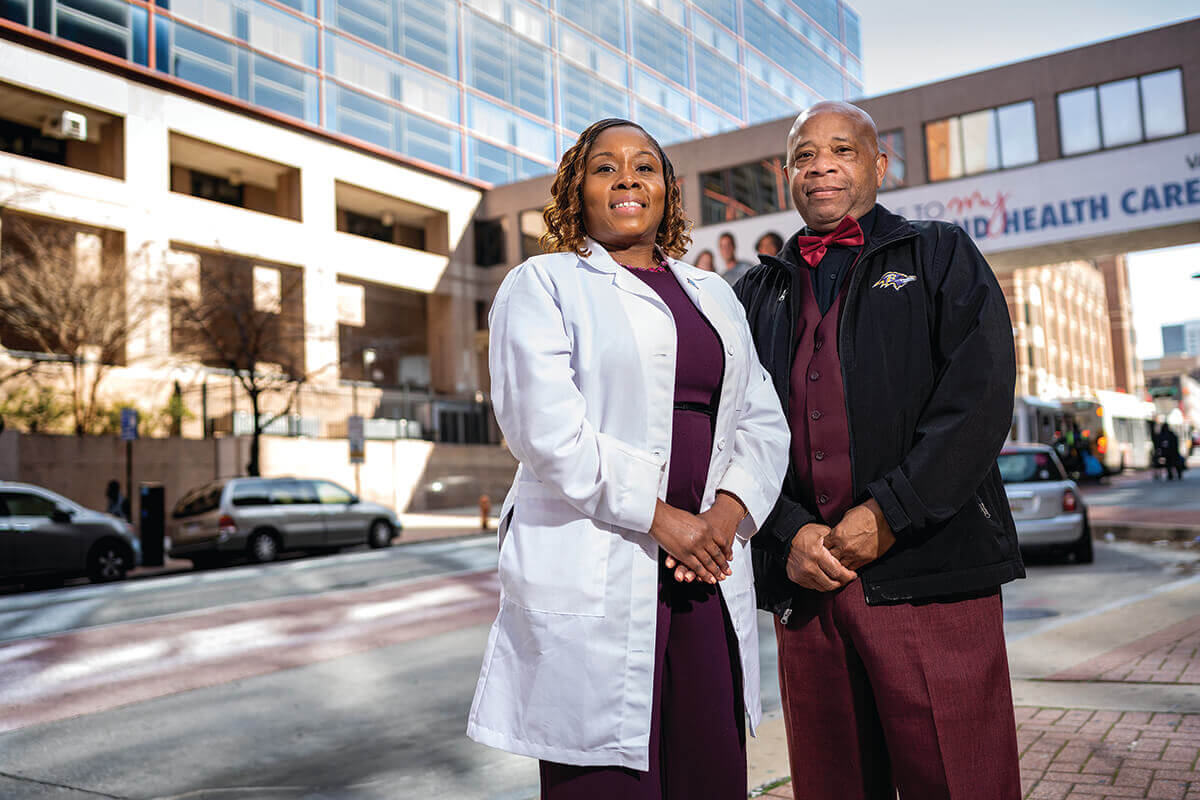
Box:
[0,0,864,184]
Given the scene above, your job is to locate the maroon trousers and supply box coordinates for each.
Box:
[776,582,1020,800]
[539,558,746,800]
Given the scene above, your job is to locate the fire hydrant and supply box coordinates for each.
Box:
[479,494,492,531]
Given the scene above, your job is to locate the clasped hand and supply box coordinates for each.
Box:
[786,499,895,591]
[653,492,744,584]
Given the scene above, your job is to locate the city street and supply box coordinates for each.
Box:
[1,495,1199,800]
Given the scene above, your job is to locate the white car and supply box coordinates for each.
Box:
[999,444,1093,563]
[0,481,142,584]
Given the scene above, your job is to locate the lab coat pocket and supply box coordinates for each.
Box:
[498,482,611,617]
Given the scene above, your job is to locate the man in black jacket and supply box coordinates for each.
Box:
[736,101,1024,800]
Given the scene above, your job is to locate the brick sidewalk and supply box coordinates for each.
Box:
[752,708,1200,799]
[1015,707,1200,799]
[1050,616,1200,685]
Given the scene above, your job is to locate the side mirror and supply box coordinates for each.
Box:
[51,509,73,524]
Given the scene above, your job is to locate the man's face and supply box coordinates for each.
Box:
[718,235,735,263]
[785,111,887,232]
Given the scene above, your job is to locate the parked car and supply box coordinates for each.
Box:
[168,477,401,567]
[0,481,142,584]
[998,443,1093,563]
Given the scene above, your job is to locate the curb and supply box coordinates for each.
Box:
[1094,521,1200,545]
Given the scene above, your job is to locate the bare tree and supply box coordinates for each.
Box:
[0,209,152,435]
[169,252,308,476]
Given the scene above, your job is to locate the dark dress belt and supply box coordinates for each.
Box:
[673,400,716,417]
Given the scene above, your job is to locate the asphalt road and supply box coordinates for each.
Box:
[0,535,1197,800]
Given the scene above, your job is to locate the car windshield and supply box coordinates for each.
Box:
[998,452,1065,483]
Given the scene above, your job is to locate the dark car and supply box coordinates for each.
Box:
[0,481,142,584]
[999,444,1092,563]
[167,477,401,567]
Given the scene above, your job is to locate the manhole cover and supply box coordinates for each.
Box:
[1004,608,1059,620]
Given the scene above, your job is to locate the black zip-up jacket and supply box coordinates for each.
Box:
[735,204,1025,614]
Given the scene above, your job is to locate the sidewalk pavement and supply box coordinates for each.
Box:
[128,486,1200,799]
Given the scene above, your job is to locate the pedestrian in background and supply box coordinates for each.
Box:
[105,479,128,521]
[468,117,789,799]
[736,101,1024,800]
[718,231,754,286]
[694,248,716,272]
[754,231,784,257]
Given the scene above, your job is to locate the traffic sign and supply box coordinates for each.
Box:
[348,415,365,464]
[120,408,139,441]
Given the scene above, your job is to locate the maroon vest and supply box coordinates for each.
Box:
[788,261,856,524]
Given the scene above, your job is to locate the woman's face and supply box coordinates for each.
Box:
[695,250,715,271]
[580,126,666,252]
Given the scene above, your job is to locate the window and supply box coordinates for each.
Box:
[313,481,354,504]
[464,11,551,119]
[694,42,742,117]
[269,479,318,505]
[519,209,546,259]
[1057,69,1185,156]
[631,4,688,89]
[474,219,506,267]
[556,0,623,48]
[560,64,628,135]
[634,101,692,147]
[997,451,1066,483]
[878,129,905,189]
[173,482,225,517]
[925,100,1038,182]
[231,479,272,507]
[1,491,60,518]
[701,156,787,225]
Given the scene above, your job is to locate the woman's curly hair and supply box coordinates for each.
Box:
[540,118,692,259]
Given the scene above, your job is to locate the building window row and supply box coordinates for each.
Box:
[913,67,1187,184]
[1057,68,1186,157]
[925,100,1038,182]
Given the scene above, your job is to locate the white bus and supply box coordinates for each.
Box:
[1062,390,1155,473]
[1010,396,1066,445]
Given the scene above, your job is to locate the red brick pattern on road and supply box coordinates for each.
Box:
[1086,506,1200,527]
[753,708,1200,800]
[1050,616,1200,684]
[0,569,500,733]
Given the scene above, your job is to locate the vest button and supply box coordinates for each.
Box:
[809,371,820,381]
[818,493,830,504]
[810,410,822,420]
[814,338,823,351]
[814,450,825,461]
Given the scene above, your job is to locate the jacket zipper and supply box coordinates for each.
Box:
[836,228,921,508]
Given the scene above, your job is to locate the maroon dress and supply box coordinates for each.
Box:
[539,266,746,800]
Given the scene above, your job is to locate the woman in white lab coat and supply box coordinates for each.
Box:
[467,118,789,799]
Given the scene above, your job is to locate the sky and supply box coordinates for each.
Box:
[845,1,1200,361]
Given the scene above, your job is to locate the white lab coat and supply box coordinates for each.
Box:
[467,240,789,770]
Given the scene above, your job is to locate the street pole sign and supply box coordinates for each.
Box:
[119,408,139,441]
[348,415,365,464]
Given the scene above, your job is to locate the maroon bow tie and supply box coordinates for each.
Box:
[794,216,865,268]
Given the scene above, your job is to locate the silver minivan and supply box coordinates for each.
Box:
[168,477,400,566]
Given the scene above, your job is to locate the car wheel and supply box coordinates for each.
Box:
[368,520,394,549]
[1073,520,1094,564]
[248,531,280,563]
[88,541,130,582]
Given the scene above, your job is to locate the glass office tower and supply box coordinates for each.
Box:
[0,0,863,184]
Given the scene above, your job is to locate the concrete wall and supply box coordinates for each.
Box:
[0,432,516,518]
